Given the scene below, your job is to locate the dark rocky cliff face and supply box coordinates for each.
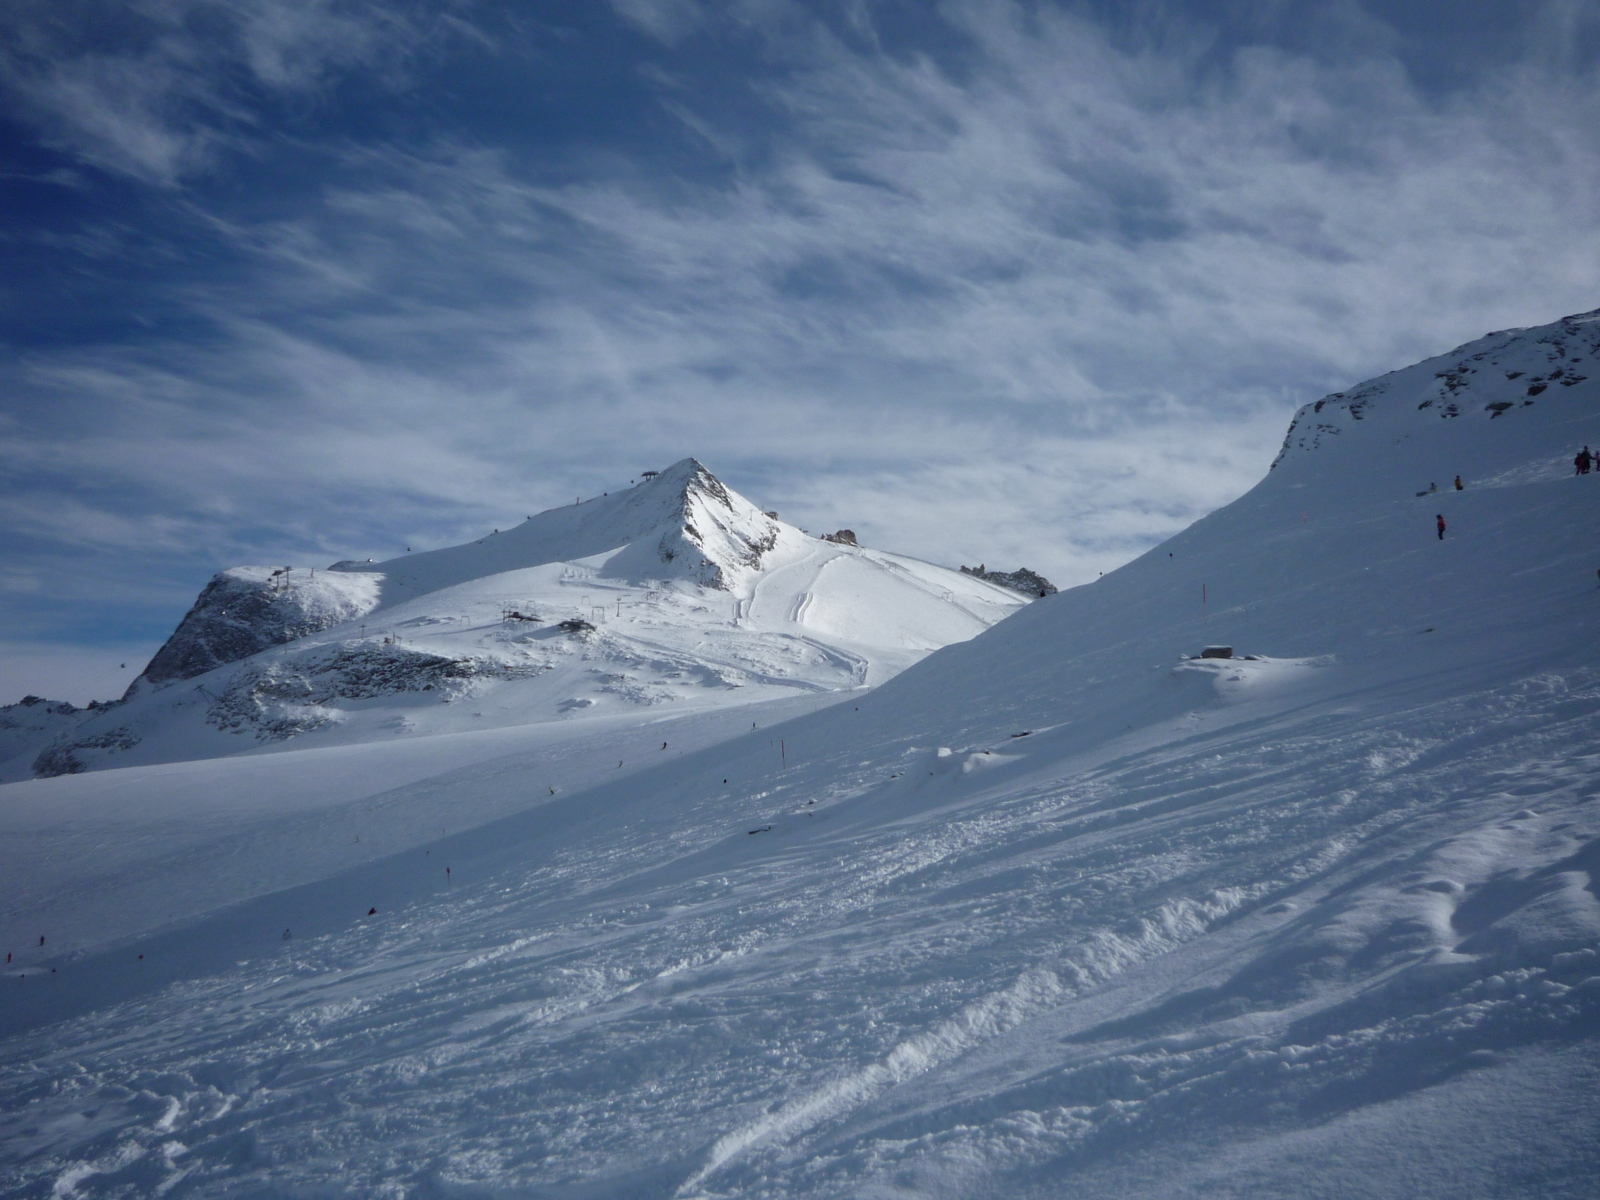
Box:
[140,567,382,687]
[958,565,1058,598]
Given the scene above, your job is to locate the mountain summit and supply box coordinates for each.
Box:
[135,458,770,692]
[1,460,1029,780]
[335,458,784,608]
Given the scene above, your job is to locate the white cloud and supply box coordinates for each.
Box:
[606,0,707,46]
[0,0,441,184]
[4,0,1600,621]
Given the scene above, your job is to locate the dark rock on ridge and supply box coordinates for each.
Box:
[140,567,381,687]
[959,564,1058,598]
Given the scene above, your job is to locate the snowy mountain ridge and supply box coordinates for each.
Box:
[1274,307,1598,476]
[0,459,1028,781]
[329,457,786,609]
[139,457,782,694]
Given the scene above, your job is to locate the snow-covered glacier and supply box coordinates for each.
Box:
[2,314,1598,1198]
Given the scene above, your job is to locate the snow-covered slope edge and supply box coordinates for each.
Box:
[1,313,1597,1198]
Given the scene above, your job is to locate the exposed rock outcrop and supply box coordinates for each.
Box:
[958,564,1057,598]
[206,643,545,741]
[1271,307,1600,469]
[0,695,92,770]
[140,567,382,686]
[33,727,141,778]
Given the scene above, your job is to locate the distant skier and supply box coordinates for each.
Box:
[1436,514,1447,540]
[1577,447,1593,475]
[1454,475,1464,490]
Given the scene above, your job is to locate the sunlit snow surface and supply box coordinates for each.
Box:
[0,458,1025,783]
[3,318,1600,1197]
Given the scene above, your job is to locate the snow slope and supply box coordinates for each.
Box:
[328,457,786,603]
[2,314,1599,1198]
[0,459,1025,782]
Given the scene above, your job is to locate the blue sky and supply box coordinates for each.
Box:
[4,0,1599,704]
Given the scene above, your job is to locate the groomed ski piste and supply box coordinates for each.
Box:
[2,311,1599,1198]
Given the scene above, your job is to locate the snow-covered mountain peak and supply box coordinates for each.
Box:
[597,456,782,595]
[2,458,1030,780]
[332,456,782,608]
[134,459,776,692]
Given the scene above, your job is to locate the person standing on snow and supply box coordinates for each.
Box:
[1436,514,1447,540]
[1577,447,1594,475]
[1454,476,1464,490]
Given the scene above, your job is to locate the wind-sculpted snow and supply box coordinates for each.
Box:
[2,665,1596,1198]
[2,314,1599,1196]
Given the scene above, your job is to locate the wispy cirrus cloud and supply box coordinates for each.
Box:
[0,0,453,184]
[3,0,1599,699]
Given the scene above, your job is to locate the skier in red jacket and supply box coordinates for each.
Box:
[1436,514,1447,540]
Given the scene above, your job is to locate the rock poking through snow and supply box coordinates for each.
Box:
[140,567,382,686]
[959,563,1058,597]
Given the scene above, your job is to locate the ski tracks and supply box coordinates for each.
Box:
[4,671,1599,1198]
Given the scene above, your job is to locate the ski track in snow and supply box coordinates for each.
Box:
[2,668,1597,1199]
